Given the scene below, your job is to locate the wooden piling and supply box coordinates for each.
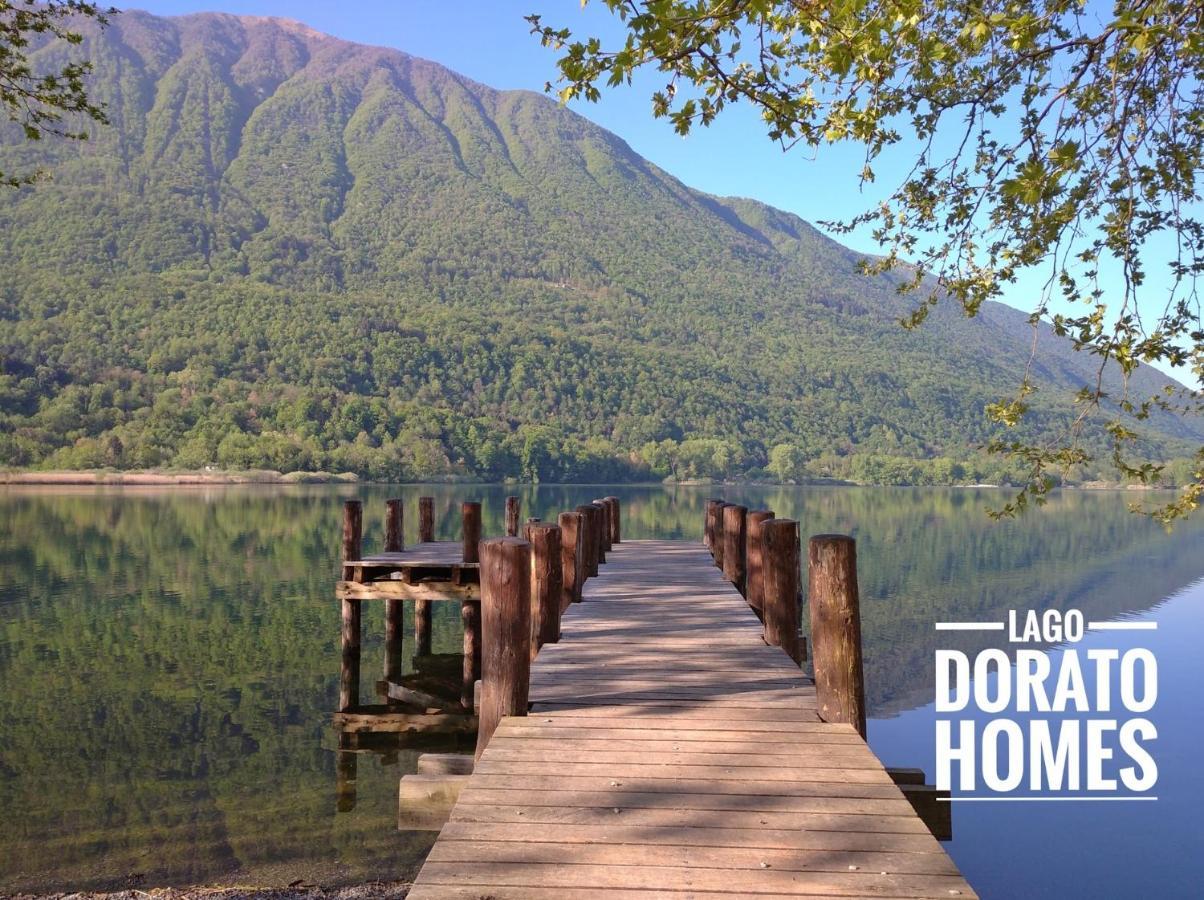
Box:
[461,599,481,711]
[576,504,598,578]
[712,502,728,570]
[704,498,722,551]
[591,501,608,563]
[339,500,363,711]
[419,496,434,542]
[722,504,747,592]
[475,537,532,759]
[808,534,867,739]
[594,499,613,553]
[415,597,432,656]
[762,518,802,665]
[604,496,621,543]
[745,509,774,618]
[385,498,403,552]
[528,523,562,658]
[461,500,482,564]
[505,496,521,537]
[558,510,583,608]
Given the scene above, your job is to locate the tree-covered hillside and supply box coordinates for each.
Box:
[0,11,1199,483]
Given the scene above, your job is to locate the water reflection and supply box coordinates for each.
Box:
[0,484,1200,892]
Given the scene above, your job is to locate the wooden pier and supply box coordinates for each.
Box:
[375,498,976,899]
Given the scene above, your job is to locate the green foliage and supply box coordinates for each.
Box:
[530,0,1204,519]
[0,12,1199,488]
[0,1,112,186]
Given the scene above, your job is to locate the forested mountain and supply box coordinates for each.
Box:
[0,10,1199,483]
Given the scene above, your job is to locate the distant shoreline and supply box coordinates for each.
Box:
[0,469,1168,491]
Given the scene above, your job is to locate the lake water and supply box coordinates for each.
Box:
[1,485,1201,896]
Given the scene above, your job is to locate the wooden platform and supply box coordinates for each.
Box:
[408,541,975,898]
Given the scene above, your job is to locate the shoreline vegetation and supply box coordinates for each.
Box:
[0,468,1167,491]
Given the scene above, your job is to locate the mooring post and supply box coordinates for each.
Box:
[476,537,532,758]
[523,516,540,541]
[704,498,721,551]
[604,496,621,543]
[590,501,608,564]
[384,498,404,552]
[505,495,521,537]
[594,499,613,553]
[528,523,563,658]
[808,534,867,739]
[558,510,583,608]
[722,504,748,592]
[576,504,598,578]
[745,509,774,618]
[419,496,434,542]
[339,500,363,712]
[762,518,802,665]
[712,502,729,570]
[461,500,482,563]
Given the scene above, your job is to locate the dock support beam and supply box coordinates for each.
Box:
[476,537,532,759]
[558,510,583,608]
[704,498,722,552]
[576,504,599,578]
[462,500,482,563]
[745,509,774,619]
[722,504,747,593]
[339,499,362,711]
[605,496,621,543]
[505,495,521,537]
[712,502,729,570]
[591,501,608,563]
[385,498,403,553]
[808,534,867,739]
[762,518,802,665]
[383,498,404,687]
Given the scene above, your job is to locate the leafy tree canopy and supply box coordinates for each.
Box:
[0,0,111,186]
[529,0,1204,522]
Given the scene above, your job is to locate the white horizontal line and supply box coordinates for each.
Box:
[934,622,1005,631]
[939,796,1158,802]
[1088,621,1158,630]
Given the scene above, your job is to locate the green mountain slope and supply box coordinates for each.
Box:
[0,10,1198,482]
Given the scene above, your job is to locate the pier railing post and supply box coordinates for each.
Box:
[712,502,729,570]
[528,523,563,658]
[745,509,774,619]
[419,496,434,542]
[339,500,363,711]
[722,504,747,592]
[505,495,521,537]
[808,534,867,740]
[383,498,405,687]
[762,518,802,665]
[476,537,532,758]
[461,500,482,563]
[591,501,608,564]
[558,510,583,608]
[704,499,720,552]
[604,496,621,543]
[384,498,403,552]
[576,504,599,578]
[594,498,613,554]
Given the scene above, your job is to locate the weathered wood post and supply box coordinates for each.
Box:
[808,534,867,739]
[461,598,481,711]
[339,500,363,711]
[722,503,747,592]
[704,498,722,551]
[605,496,621,543]
[712,502,729,570]
[461,500,482,563]
[591,501,608,564]
[475,537,532,759]
[415,597,432,657]
[762,518,802,665]
[383,498,405,684]
[558,510,583,609]
[576,504,598,578]
[528,523,563,658]
[594,499,613,553]
[523,516,540,539]
[418,496,434,542]
[505,495,521,537]
[745,509,774,619]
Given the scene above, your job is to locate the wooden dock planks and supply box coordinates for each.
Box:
[409,540,975,898]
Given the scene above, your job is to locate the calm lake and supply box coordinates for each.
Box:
[1,485,1201,896]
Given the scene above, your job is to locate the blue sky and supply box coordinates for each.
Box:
[126,2,1197,387]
